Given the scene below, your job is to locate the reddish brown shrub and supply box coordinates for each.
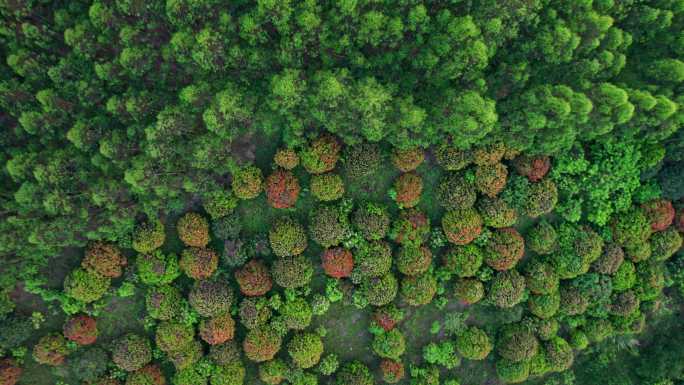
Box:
[177,212,210,247]
[391,208,430,245]
[393,172,423,208]
[82,241,127,278]
[32,334,68,366]
[0,358,22,385]
[473,142,506,166]
[274,148,299,170]
[179,247,218,279]
[300,134,341,174]
[321,247,354,278]
[200,313,236,345]
[641,199,675,231]
[391,147,424,172]
[243,327,282,362]
[235,259,273,296]
[442,208,483,245]
[373,308,400,332]
[513,155,551,182]
[126,364,165,385]
[485,228,525,271]
[380,359,405,383]
[475,163,508,197]
[265,169,300,209]
[63,314,98,345]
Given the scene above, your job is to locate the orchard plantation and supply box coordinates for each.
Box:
[1,1,684,385]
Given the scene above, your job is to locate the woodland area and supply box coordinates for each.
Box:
[0,0,684,384]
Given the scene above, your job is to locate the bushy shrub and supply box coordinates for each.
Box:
[496,359,530,384]
[391,146,424,172]
[321,247,354,278]
[272,255,313,289]
[473,143,506,166]
[211,213,242,240]
[475,163,508,197]
[177,212,210,247]
[209,341,242,365]
[641,199,675,231]
[437,173,477,211]
[488,270,526,308]
[0,316,32,352]
[569,330,589,350]
[259,359,288,384]
[265,169,301,208]
[584,318,614,343]
[210,361,245,385]
[497,327,539,362]
[435,144,472,171]
[125,365,166,385]
[443,244,484,278]
[400,272,437,306]
[232,166,263,199]
[64,267,111,303]
[392,172,423,208]
[155,321,194,353]
[309,205,350,248]
[625,240,651,262]
[528,292,560,319]
[173,365,209,385]
[239,297,272,330]
[442,208,482,245]
[372,329,406,360]
[612,207,652,248]
[318,353,339,376]
[335,361,373,385]
[112,334,152,371]
[478,197,518,228]
[301,134,341,174]
[676,208,684,233]
[396,245,432,276]
[63,314,98,345]
[0,358,22,385]
[612,261,637,292]
[456,327,492,360]
[559,286,589,316]
[533,318,559,341]
[33,333,69,366]
[235,259,272,296]
[188,279,234,317]
[544,337,574,372]
[343,142,383,179]
[526,220,557,255]
[274,148,299,170]
[485,228,524,271]
[513,155,551,182]
[88,378,121,385]
[391,208,430,245]
[524,260,559,295]
[454,278,485,305]
[634,261,666,301]
[83,241,127,278]
[650,227,682,261]
[136,250,181,285]
[353,240,392,278]
[269,217,308,257]
[380,359,405,384]
[202,189,238,219]
[352,203,389,240]
[310,173,344,201]
[361,273,398,306]
[179,247,218,279]
[553,224,603,279]
[591,243,624,275]
[280,296,313,330]
[132,219,165,253]
[145,285,182,320]
[200,313,236,345]
[243,327,282,362]
[288,332,324,369]
[521,178,558,217]
[609,290,640,316]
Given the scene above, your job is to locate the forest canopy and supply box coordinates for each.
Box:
[0,0,683,385]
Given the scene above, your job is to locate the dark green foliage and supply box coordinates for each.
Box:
[497,327,539,362]
[309,205,351,248]
[488,270,526,308]
[136,250,181,285]
[335,361,373,385]
[401,272,438,306]
[443,244,484,278]
[188,279,234,317]
[361,273,398,307]
[456,327,492,361]
[526,220,558,255]
[437,173,477,210]
[352,203,390,241]
[372,329,406,360]
[272,255,313,289]
[68,347,109,382]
